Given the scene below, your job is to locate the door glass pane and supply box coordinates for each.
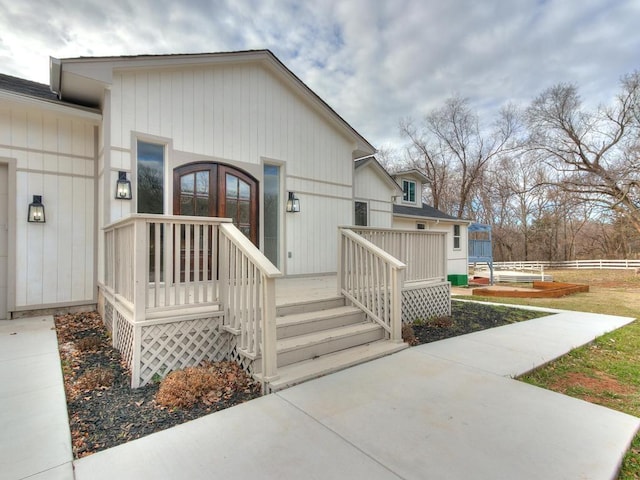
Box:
[196,197,209,216]
[180,194,194,215]
[263,165,280,267]
[226,199,238,221]
[239,201,250,224]
[181,174,194,194]
[226,175,238,197]
[239,180,250,200]
[196,171,209,194]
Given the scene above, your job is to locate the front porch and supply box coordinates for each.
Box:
[99,215,451,390]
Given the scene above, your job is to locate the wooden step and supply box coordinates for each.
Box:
[265,341,408,392]
[276,322,385,368]
[276,306,364,339]
[276,296,345,317]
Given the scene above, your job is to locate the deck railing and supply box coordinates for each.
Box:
[104,214,235,320]
[219,222,282,382]
[351,227,447,283]
[103,214,282,388]
[338,228,406,341]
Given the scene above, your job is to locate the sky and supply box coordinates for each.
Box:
[1,0,638,153]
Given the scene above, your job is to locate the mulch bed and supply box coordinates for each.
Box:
[408,300,544,344]
[54,301,543,458]
[54,312,261,458]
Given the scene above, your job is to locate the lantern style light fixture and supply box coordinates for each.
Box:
[115,171,132,200]
[27,195,46,223]
[286,191,300,213]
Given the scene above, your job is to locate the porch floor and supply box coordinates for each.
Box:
[275,275,339,306]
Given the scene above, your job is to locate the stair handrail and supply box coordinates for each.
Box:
[338,228,406,342]
[219,223,282,386]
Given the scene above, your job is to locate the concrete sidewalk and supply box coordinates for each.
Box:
[0,316,73,480]
[72,310,640,480]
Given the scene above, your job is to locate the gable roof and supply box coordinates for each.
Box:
[394,203,470,223]
[392,169,430,183]
[354,156,402,192]
[51,49,375,158]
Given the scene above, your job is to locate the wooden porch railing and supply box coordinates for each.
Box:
[351,227,447,283]
[104,214,283,387]
[338,228,406,342]
[219,222,282,383]
[104,214,232,320]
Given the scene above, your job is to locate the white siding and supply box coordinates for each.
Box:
[354,164,395,228]
[0,101,96,311]
[107,63,358,275]
[0,163,7,319]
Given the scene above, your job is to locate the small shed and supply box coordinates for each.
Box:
[468,223,493,285]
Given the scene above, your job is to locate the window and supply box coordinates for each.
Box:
[417,223,426,230]
[453,224,461,249]
[355,201,368,226]
[263,164,280,267]
[137,140,165,214]
[402,179,416,203]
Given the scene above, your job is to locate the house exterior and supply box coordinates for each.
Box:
[1,50,451,390]
[391,170,470,286]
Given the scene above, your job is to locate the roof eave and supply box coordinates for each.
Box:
[0,89,102,122]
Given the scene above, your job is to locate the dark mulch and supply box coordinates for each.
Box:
[55,302,543,458]
[54,312,261,458]
[409,300,545,344]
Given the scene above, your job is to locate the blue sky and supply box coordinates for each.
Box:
[1,0,638,151]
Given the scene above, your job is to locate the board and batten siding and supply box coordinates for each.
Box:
[0,101,96,311]
[105,62,357,275]
[354,164,395,228]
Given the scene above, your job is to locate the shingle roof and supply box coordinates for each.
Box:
[393,203,459,221]
[0,73,58,101]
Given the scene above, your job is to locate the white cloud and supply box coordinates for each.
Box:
[1,0,638,151]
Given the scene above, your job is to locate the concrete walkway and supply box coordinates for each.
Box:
[0,316,73,480]
[2,310,639,479]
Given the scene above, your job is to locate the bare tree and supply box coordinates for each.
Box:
[401,96,521,218]
[526,72,640,234]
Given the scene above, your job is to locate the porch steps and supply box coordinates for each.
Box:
[268,341,407,392]
[262,297,407,391]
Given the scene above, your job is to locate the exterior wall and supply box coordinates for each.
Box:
[0,99,97,313]
[353,165,394,228]
[103,63,357,275]
[392,217,468,276]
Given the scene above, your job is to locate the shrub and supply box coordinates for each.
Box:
[156,367,221,409]
[402,323,419,346]
[76,336,103,352]
[156,361,258,409]
[76,367,115,391]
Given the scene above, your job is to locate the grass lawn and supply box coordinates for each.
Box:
[458,269,640,479]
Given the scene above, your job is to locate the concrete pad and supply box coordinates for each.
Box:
[413,312,636,377]
[25,463,75,480]
[278,348,640,480]
[0,316,73,480]
[0,317,58,361]
[73,394,400,480]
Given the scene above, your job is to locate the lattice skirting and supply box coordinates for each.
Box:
[138,316,229,387]
[402,281,451,324]
[227,335,257,376]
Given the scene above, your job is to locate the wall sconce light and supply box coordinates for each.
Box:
[27,195,46,223]
[115,171,132,200]
[286,192,300,213]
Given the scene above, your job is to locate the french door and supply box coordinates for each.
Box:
[172,163,258,282]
